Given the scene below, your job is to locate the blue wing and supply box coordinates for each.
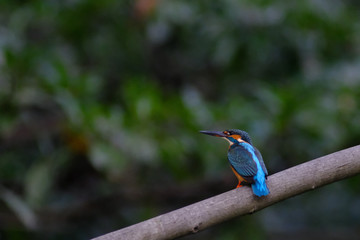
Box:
[227,144,257,182]
[254,147,268,177]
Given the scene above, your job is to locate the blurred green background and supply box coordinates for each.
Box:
[1,0,360,239]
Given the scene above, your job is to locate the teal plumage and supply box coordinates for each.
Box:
[228,145,257,181]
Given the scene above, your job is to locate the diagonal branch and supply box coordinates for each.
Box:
[92,145,360,240]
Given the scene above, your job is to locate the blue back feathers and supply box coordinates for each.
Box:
[238,142,269,197]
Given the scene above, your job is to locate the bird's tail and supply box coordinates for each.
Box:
[252,182,269,197]
[251,171,270,197]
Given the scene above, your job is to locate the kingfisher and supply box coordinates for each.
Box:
[200,129,269,197]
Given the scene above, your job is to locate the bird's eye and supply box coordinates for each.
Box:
[224,131,230,135]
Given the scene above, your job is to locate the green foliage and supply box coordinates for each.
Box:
[1,0,360,239]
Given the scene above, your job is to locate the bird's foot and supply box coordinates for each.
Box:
[236,181,250,188]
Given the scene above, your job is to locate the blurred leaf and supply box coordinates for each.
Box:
[25,160,53,208]
[0,186,38,230]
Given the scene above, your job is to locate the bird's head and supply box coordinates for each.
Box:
[200,129,252,146]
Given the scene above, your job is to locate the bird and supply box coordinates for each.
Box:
[200,129,269,197]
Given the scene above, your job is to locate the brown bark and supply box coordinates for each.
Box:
[92,145,360,240]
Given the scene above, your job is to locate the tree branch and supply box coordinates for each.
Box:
[92,145,360,240]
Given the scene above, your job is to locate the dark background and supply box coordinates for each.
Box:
[1,1,360,239]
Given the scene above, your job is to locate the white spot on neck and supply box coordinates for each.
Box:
[222,137,244,146]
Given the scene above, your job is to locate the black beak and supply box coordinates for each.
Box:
[199,130,227,137]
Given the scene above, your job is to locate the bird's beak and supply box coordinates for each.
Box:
[200,130,227,137]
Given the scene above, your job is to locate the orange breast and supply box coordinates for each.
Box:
[230,166,246,183]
